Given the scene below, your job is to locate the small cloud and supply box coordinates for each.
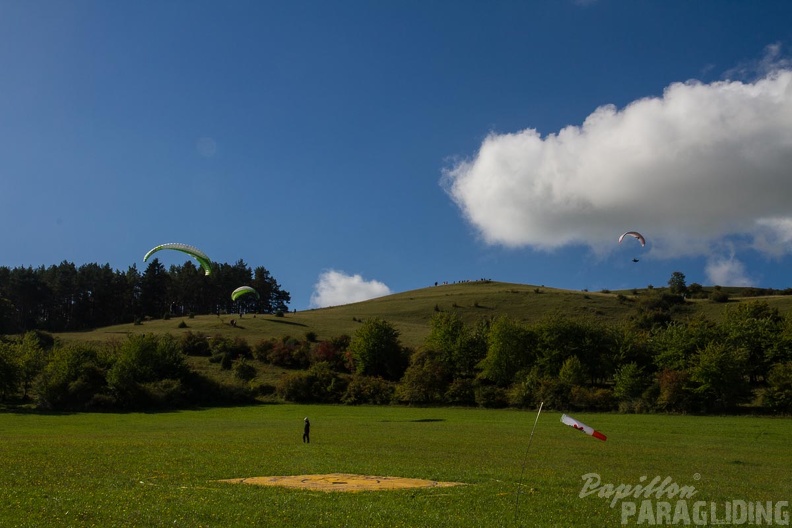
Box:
[310,269,392,308]
[705,256,753,287]
[196,137,217,157]
[723,42,792,81]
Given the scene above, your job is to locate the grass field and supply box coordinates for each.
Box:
[51,281,792,350]
[1,405,789,527]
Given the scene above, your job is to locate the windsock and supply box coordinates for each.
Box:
[560,414,607,441]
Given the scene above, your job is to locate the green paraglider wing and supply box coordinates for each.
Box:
[143,243,213,276]
[231,286,259,301]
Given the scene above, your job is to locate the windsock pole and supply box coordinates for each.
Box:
[514,401,544,524]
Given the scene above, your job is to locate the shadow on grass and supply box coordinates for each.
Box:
[262,318,308,328]
[380,418,445,423]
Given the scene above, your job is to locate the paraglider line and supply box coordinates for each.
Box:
[514,401,543,525]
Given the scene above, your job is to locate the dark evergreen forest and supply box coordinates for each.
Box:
[0,259,290,334]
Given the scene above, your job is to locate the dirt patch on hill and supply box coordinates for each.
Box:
[218,473,464,492]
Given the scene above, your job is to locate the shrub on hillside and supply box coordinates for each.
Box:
[180,370,256,406]
[180,331,211,357]
[710,289,730,303]
[106,335,189,409]
[759,362,792,413]
[275,362,344,403]
[234,360,257,382]
[265,337,310,369]
[568,386,614,411]
[558,356,587,387]
[474,384,508,408]
[342,375,395,405]
[347,318,409,381]
[532,377,571,410]
[0,342,20,399]
[36,344,111,410]
[613,362,647,402]
[210,335,251,360]
[138,379,188,408]
[395,348,448,405]
[445,378,477,406]
[208,335,252,371]
[507,377,535,409]
[252,338,275,362]
[655,369,693,413]
[311,335,351,372]
[689,342,749,412]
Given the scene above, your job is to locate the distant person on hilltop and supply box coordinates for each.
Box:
[303,417,310,443]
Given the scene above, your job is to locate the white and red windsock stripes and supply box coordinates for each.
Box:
[561,414,607,442]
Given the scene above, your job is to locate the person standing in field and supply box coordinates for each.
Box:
[303,417,310,443]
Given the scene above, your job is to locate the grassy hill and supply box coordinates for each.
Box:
[53,280,792,350]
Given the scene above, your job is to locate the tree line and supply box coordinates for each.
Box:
[0,259,290,333]
[2,290,790,414]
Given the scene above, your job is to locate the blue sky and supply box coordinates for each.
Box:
[2,1,792,310]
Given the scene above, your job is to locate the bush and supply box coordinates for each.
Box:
[395,349,448,405]
[568,386,614,411]
[181,332,211,357]
[347,318,409,381]
[210,335,252,370]
[0,342,20,399]
[106,335,189,409]
[507,378,534,409]
[311,335,351,372]
[760,362,792,413]
[266,337,310,369]
[36,344,111,410]
[689,342,749,412]
[252,338,275,362]
[234,360,257,382]
[180,370,256,406]
[252,382,276,397]
[276,362,345,403]
[210,335,251,360]
[445,378,477,406]
[613,362,646,402]
[138,379,188,408]
[342,375,395,405]
[710,290,730,303]
[474,384,509,408]
[532,377,571,410]
[656,369,693,412]
[558,356,586,386]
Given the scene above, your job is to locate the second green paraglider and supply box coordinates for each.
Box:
[231,286,259,301]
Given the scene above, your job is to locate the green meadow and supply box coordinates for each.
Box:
[51,281,792,350]
[1,405,789,527]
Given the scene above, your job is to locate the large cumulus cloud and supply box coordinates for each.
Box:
[442,68,792,283]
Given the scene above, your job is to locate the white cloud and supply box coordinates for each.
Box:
[196,137,217,157]
[310,269,392,308]
[442,68,792,263]
[705,256,753,287]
